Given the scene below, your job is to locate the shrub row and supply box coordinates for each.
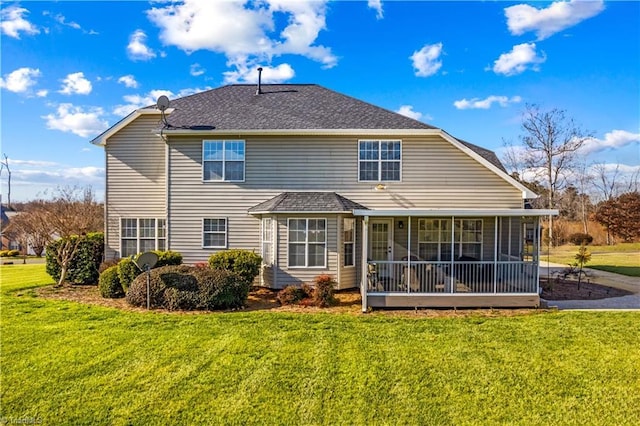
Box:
[277,274,337,307]
[0,250,20,257]
[126,265,250,310]
[568,232,594,246]
[46,233,104,285]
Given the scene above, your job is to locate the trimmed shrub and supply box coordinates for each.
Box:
[7,249,20,257]
[46,232,104,285]
[312,274,337,307]
[153,250,183,267]
[568,233,594,246]
[98,265,124,298]
[98,258,120,274]
[277,285,312,305]
[0,250,8,257]
[117,258,141,293]
[126,265,248,311]
[208,249,262,285]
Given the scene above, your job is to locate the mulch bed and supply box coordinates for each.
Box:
[540,278,633,301]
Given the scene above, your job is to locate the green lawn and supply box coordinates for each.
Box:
[543,243,640,277]
[2,265,640,425]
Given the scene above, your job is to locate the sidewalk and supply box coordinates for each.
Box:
[539,262,640,310]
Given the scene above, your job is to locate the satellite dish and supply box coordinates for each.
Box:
[156,95,170,111]
[134,251,159,272]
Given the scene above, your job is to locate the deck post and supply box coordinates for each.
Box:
[494,216,498,293]
[407,215,412,293]
[361,216,369,312]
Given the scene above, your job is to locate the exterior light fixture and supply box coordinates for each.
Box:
[374,183,387,191]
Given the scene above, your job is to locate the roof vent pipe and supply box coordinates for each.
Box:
[256,67,263,95]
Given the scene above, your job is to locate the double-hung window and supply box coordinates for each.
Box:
[358,140,401,181]
[203,218,227,248]
[343,218,355,267]
[288,218,327,268]
[203,140,245,181]
[120,218,166,257]
[262,218,273,265]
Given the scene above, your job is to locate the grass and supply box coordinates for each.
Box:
[543,243,640,277]
[2,264,640,425]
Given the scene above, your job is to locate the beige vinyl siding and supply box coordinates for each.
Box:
[165,133,523,283]
[104,116,166,259]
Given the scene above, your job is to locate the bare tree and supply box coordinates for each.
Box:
[592,162,622,202]
[0,154,11,207]
[35,186,104,286]
[4,201,53,257]
[519,104,593,245]
[573,160,593,234]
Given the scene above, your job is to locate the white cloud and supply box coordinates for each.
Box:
[112,87,210,116]
[0,67,41,94]
[492,43,546,76]
[395,105,422,120]
[505,0,604,40]
[223,62,294,84]
[51,13,81,30]
[59,72,92,95]
[410,43,443,77]
[43,103,109,138]
[454,95,522,110]
[146,0,336,75]
[117,75,139,88]
[36,89,48,98]
[368,0,384,20]
[0,5,39,38]
[580,130,640,155]
[190,63,206,77]
[127,29,157,61]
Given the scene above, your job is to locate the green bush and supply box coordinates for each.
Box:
[7,249,20,257]
[0,250,8,257]
[98,258,120,274]
[126,265,248,311]
[208,249,262,285]
[98,266,124,298]
[568,233,594,246]
[153,250,183,267]
[117,258,141,293]
[46,233,104,285]
[312,274,337,307]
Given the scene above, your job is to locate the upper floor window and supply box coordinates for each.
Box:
[121,218,166,258]
[203,140,245,182]
[358,140,401,181]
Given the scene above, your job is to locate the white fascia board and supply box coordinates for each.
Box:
[90,108,174,146]
[249,210,352,215]
[352,208,559,217]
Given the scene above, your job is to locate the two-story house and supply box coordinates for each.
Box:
[92,83,557,310]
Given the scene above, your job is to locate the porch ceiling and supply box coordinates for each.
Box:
[352,208,559,217]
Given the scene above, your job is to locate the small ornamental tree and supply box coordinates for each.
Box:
[574,243,591,287]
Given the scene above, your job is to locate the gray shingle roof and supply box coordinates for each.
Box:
[160,84,436,130]
[455,138,507,172]
[249,192,368,213]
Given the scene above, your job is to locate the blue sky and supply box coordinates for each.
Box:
[1,0,639,202]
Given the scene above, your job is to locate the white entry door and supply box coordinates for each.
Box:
[369,219,393,262]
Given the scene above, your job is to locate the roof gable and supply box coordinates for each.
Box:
[249,192,368,214]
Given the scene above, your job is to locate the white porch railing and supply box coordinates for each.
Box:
[367,261,538,294]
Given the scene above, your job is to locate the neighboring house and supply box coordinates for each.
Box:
[0,203,21,252]
[92,83,556,310]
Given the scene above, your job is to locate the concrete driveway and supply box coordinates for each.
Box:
[539,262,640,310]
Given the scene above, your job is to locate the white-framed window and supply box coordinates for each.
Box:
[288,218,327,268]
[418,219,483,261]
[120,218,166,258]
[343,217,355,267]
[262,217,273,266]
[358,140,401,181]
[203,218,227,248]
[203,140,245,181]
